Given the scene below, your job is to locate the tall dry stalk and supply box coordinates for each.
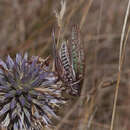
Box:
[110,0,130,130]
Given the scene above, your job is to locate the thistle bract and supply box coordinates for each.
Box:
[0,53,65,130]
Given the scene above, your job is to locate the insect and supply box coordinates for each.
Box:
[52,25,85,95]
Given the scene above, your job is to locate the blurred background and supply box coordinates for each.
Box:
[0,0,130,130]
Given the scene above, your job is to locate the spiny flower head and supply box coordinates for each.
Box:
[0,53,65,130]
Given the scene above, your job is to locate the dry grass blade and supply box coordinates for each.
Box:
[66,0,85,26]
[55,0,66,29]
[78,1,103,129]
[119,2,130,70]
[55,99,81,130]
[54,0,66,48]
[80,0,94,29]
[93,0,104,88]
[110,0,130,129]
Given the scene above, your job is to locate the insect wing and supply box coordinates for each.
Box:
[59,40,76,83]
[70,25,84,78]
[52,30,65,80]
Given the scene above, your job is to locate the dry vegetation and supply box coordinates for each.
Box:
[0,0,130,130]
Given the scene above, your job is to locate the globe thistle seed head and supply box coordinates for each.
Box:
[0,53,65,130]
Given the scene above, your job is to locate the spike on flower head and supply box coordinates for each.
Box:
[0,53,65,130]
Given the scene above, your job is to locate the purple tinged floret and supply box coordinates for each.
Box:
[0,53,65,130]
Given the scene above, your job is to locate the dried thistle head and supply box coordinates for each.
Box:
[0,53,65,130]
[52,25,85,96]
